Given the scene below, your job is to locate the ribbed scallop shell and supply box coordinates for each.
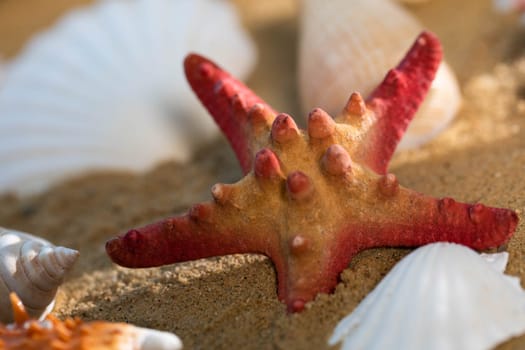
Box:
[0,228,79,324]
[329,243,525,350]
[0,0,256,196]
[298,0,461,150]
[1,293,182,350]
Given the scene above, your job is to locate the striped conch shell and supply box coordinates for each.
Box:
[0,293,183,350]
[298,0,461,150]
[0,227,79,324]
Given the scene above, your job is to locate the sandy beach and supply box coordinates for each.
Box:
[1,0,524,348]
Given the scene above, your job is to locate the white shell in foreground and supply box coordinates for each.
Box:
[329,243,525,350]
[298,0,461,150]
[0,0,256,196]
[0,227,79,323]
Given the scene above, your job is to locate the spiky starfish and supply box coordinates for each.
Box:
[106,32,519,313]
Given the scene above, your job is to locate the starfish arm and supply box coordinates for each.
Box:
[105,202,275,268]
[184,54,277,173]
[357,192,519,251]
[359,31,443,174]
[277,240,359,313]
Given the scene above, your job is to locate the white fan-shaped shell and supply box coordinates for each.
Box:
[329,243,525,350]
[0,0,256,196]
[0,227,79,323]
[298,0,461,150]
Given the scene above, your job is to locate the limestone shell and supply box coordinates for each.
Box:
[329,243,525,350]
[0,227,79,324]
[298,0,461,150]
[0,0,256,196]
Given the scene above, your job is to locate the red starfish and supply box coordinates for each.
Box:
[106,32,518,313]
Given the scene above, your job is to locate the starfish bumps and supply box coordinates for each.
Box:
[106,32,518,312]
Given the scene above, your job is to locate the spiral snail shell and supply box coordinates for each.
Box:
[0,227,79,324]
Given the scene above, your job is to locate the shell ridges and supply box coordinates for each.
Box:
[298,0,462,150]
[0,0,256,196]
[0,227,79,323]
[329,243,525,350]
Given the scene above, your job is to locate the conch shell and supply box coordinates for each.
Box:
[298,0,461,150]
[329,243,525,350]
[0,227,79,324]
[0,293,183,350]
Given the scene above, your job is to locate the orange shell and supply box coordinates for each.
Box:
[0,293,182,350]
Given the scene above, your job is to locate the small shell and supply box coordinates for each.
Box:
[494,0,525,13]
[329,243,525,350]
[0,293,183,350]
[0,0,256,196]
[0,228,79,324]
[494,0,525,23]
[298,0,461,150]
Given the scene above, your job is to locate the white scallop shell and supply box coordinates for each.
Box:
[329,243,525,350]
[0,0,256,196]
[0,227,79,323]
[298,0,461,150]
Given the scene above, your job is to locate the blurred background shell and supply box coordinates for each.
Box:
[329,243,525,350]
[493,0,525,22]
[0,227,79,324]
[298,0,461,150]
[0,0,256,196]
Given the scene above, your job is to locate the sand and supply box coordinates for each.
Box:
[0,0,525,349]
